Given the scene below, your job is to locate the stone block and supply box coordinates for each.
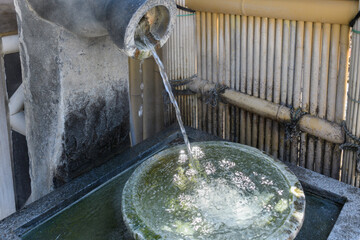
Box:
[15,0,130,202]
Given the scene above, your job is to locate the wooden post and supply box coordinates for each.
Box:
[0,38,16,220]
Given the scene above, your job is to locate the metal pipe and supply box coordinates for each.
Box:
[186,0,358,25]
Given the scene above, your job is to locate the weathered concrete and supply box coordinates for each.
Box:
[15,0,130,203]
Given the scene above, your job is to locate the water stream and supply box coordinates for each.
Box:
[143,39,193,160]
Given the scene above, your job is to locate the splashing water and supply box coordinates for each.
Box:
[142,38,193,160]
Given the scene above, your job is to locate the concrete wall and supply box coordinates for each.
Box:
[15,0,130,202]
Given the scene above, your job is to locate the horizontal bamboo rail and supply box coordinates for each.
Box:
[186,0,358,25]
[188,79,345,144]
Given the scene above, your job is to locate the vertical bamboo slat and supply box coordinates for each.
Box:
[285,20,296,162]
[265,18,275,154]
[246,16,254,146]
[272,19,283,158]
[258,17,268,151]
[324,24,340,177]
[279,20,290,161]
[240,16,247,144]
[165,9,351,183]
[252,17,261,148]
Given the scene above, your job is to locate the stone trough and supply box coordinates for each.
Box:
[0,125,360,239]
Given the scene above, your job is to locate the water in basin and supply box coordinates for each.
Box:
[122,142,305,239]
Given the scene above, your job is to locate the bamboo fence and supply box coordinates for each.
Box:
[162,9,353,184]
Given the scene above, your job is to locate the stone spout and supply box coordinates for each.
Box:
[26,0,177,58]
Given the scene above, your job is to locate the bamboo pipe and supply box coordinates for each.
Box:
[154,50,164,133]
[186,0,358,25]
[129,58,144,145]
[188,80,345,144]
[142,58,156,140]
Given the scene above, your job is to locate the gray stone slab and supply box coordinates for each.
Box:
[15,0,130,203]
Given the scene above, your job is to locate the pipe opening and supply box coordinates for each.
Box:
[134,5,170,51]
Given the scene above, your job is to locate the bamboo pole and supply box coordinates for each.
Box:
[142,58,156,140]
[129,58,144,145]
[252,16,261,148]
[350,16,360,186]
[154,50,164,133]
[196,12,202,130]
[246,16,254,146]
[324,24,340,177]
[265,18,275,154]
[219,13,225,138]
[225,14,231,140]
[230,15,236,141]
[188,81,345,144]
[212,13,219,136]
[272,19,283,158]
[300,22,313,168]
[235,15,241,142]
[240,15,247,144]
[186,0,358,25]
[286,20,296,162]
[258,17,268,151]
[201,12,207,131]
[279,20,290,161]
[291,21,304,165]
[307,22,322,171]
[333,25,350,180]
[315,23,331,174]
[206,12,212,134]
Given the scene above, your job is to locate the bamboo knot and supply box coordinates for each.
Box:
[340,121,360,173]
[284,107,308,142]
[204,84,228,107]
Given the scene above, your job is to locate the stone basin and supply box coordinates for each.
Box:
[122,141,306,240]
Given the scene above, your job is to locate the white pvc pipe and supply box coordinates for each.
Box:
[8,84,24,116]
[10,111,26,136]
[1,35,19,55]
